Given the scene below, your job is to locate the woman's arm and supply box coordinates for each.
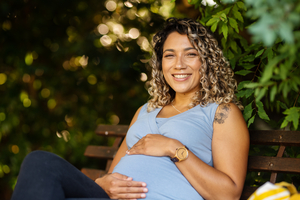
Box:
[173,103,249,200]
[127,103,249,200]
[95,105,148,199]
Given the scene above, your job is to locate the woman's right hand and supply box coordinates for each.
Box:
[95,172,148,200]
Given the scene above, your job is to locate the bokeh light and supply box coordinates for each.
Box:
[100,35,112,46]
[11,145,19,154]
[22,74,31,83]
[25,53,33,65]
[23,98,31,107]
[87,75,97,85]
[97,24,109,35]
[140,72,148,82]
[61,130,71,142]
[129,28,140,39]
[0,112,6,121]
[124,1,133,8]
[41,88,51,98]
[113,24,124,35]
[137,36,151,52]
[20,91,28,101]
[2,165,10,174]
[2,20,12,31]
[126,8,137,20]
[0,73,7,85]
[47,99,56,109]
[109,114,120,125]
[106,1,117,12]
[79,55,88,68]
[65,115,73,127]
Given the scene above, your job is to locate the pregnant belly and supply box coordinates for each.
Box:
[112,154,203,200]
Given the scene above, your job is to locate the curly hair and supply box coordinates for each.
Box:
[147,17,243,111]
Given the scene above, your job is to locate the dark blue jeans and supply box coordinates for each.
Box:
[11,151,110,200]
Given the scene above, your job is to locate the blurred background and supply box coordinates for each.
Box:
[0,0,191,198]
[1,0,300,199]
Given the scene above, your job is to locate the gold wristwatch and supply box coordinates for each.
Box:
[171,146,189,162]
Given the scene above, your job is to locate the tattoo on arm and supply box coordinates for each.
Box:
[214,104,231,124]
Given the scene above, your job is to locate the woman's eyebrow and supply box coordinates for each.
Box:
[184,47,196,51]
[163,49,174,54]
[163,47,196,54]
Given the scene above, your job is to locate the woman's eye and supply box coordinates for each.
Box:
[187,53,197,57]
[164,54,174,58]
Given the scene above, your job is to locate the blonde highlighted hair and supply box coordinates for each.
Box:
[147,17,243,111]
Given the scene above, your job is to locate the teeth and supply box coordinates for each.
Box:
[173,74,190,78]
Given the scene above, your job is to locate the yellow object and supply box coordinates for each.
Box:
[248,182,299,200]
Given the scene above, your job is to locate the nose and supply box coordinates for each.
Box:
[175,54,186,69]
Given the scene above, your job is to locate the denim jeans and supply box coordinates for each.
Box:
[11,151,110,200]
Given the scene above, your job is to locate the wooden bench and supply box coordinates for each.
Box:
[81,125,300,199]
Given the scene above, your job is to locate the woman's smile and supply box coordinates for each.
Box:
[172,73,192,81]
[162,31,202,95]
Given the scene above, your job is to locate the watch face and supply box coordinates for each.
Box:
[177,147,188,159]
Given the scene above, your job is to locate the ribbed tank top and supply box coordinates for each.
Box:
[112,103,219,199]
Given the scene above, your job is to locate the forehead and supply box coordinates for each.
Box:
[163,32,193,50]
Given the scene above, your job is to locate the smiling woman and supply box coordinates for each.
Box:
[162,32,202,99]
[148,18,243,113]
[11,18,249,200]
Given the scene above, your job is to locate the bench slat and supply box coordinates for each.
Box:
[95,125,128,137]
[249,130,300,146]
[240,186,258,200]
[85,125,300,199]
[81,168,106,180]
[84,146,118,159]
[248,156,300,173]
[94,126,300,146]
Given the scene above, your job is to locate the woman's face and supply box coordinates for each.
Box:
[162,31,202,95]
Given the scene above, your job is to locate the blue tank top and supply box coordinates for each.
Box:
[112,103,219,199]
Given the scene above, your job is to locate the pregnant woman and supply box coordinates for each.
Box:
[12,17,249,200]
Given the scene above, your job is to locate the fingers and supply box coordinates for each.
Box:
[107,183,147,199]
[117,192,147,199]
[127,136,148,155]
[112,172,132,181]
[96,173,148,199]
[117,186,148,193]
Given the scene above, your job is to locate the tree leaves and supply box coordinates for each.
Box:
[229,17,239,33]
[221,23,228,40]
[243,102,254,121]
[255,49,264,57]
[256,100,270,121]
[281,107,300,130]
[190,0,300,131]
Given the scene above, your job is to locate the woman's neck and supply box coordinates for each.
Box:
[172,93,194,107]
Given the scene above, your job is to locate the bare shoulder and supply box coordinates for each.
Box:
[214,103,243,125]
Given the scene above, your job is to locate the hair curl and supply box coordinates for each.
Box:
[147,17,243,111]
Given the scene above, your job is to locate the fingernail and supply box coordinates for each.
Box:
[126,150,130,154]
[143,188,148,192]
[141,194,146,198]
[142,183,146,187]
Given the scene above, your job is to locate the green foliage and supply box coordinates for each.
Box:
[189,0,300,131]
[281,107,300,130]
[188,0,300,189]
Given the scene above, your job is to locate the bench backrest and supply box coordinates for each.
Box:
[81,125,300,200]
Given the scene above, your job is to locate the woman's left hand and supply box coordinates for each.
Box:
[126,134,181,157]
